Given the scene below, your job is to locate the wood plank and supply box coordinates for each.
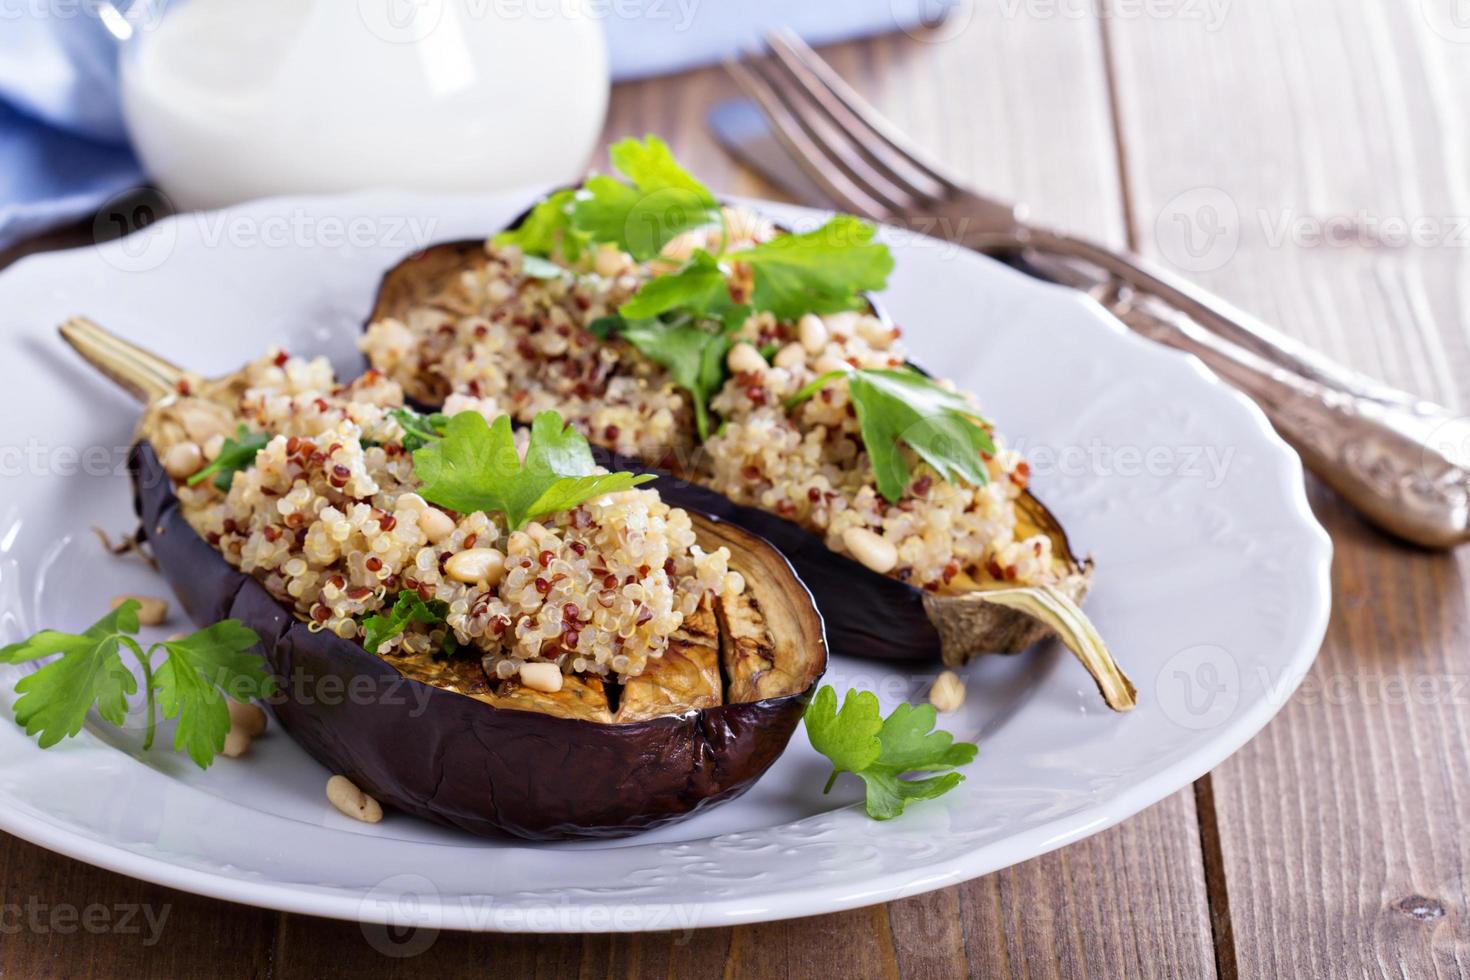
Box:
[0,834,277,979]
[1105,2,1470,975]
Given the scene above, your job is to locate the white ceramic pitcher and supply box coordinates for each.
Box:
[104,0,609,210]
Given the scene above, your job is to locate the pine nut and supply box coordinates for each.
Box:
[929,670,966,713]
[726,342,767,376]
[659,231,698,264]
[519,662,564,693]
[773,343,807,370]
[593,243,629,279]
[855,316,893,349]
[326,774,383,824]
[841,527,898,575]
[798,314,828,353]
[162,441,203,479]
[111,594,168,626]
[444,547,506,585]
[221,728,252,758]
[418,507,456,544]
[228,700,267,737]
[202,433,226,461]
[814,353,850,376]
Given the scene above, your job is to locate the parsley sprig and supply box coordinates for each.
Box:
[388,407,449,452]
[506,135,893,320]
[786,367,997,503]
[411,410,654,531]
[495,137,894,437]
[360,589,456,655]
[804,686,977,820]
[495,135,718,263]
[187,424,271,491]
[637,213,893,321]
[0,601,274,768]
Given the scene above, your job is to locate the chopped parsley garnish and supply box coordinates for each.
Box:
[492,137,896,442]
[735,214,894,320]
[804,685,977,820]
[412,410,653,531]
[519,255,572,280]
[596,302,751,442]
[388,407,449,451]
[494,187,589,261]
[360,590,455,656]
[500,136,892,320]
[572,136,722,261]
[0,601,274,769]
[786,367,996,502]
[187,424,270,491]
[617,248,733,321]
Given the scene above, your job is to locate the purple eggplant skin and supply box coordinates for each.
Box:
[598,452,945,663]
[130,443,826,840]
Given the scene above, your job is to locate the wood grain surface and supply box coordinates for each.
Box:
[2,3,1464,976]
[1106,2,1470,977]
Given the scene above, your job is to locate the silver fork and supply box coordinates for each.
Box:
[724,28,1470,549]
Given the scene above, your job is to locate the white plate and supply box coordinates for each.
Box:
[0,192,1331,933]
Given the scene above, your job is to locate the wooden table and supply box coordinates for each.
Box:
[5,6,1470,976]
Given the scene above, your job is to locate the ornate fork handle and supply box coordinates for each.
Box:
[1122,293,1470,547]
[1018,227,1425,410]
[1050,279,1470,551]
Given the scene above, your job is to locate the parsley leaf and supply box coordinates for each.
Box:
[787,367,996,503]
[803,685,883,782]
[493,188,589,261]
[572,136,721,261]
[804,685,978,820]
[737,214,894,319]
[360,590,452,655]
[0,601,142,748]
[520,255,571,280]
[187,424,271,491]
[613,305,749,442]
[617,249,734,320]
[389,407,449,452]
[412,410,654,531]
[0,603,272,768]
[153,621,275,769]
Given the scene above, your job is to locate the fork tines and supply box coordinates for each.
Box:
[724,28,962,222]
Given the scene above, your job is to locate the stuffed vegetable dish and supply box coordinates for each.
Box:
[59,319,827,840]
[361,137,1135,710]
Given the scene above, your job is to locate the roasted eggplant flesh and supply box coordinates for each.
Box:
[131,440,827,839]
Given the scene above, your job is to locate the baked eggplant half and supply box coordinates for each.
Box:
[359,150,1133,710]
[64,318,827,840]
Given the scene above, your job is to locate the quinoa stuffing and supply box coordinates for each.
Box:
[141,348,746,696]
[362,207,1055,594]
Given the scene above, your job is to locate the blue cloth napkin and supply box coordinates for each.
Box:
[0,2,949,251]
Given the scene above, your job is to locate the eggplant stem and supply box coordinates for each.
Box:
[971,585,1138,711]
[58,316,185,405]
